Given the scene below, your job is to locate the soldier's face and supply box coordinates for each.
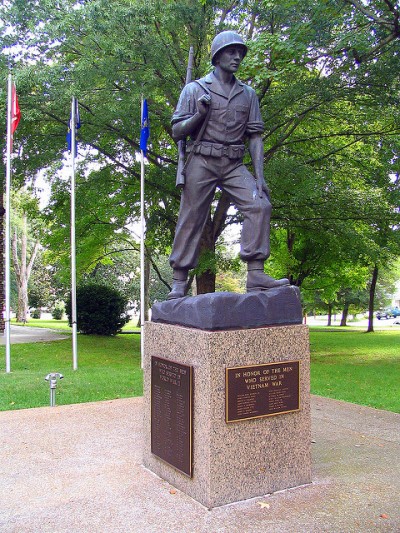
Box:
[216,46,244,73]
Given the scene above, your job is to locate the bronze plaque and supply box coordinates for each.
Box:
[226,361,300,423]
[151,356,193,477]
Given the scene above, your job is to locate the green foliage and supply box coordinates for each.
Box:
[66,283,130,336]
[51,306,64,320]
[2,0,215,276]
[82,249,172,306]
[31,309,41,319]
[28,289,43,311]
[28,253,56,309]
[82,248,140,301]
[215,272,244,293]
[148,255,173,304]
[1,0,399,299]
[10,190,43,321]
[214,243,246,292]
[374,260,400,308]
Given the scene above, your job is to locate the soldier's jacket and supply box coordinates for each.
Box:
[172,72,264,148]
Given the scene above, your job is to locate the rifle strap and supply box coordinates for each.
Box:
[181,80,212,177]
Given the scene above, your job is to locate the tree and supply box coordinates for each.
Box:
[373,259,400,309]
[81,245,173,320]
[2,0,217,294]
[1,0,399,300]
[66,283,129,335]
[10,191,41,321]
[365,221,400,332]
[28,251,58,313]
[242,0,400,321]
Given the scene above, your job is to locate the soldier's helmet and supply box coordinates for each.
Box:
[211,31,248,66]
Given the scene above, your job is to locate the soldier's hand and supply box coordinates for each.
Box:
[258,178,270,200]
[197,94,211,116]
[263,181,271,199]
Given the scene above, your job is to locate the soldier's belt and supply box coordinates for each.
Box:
[187,141,245,159]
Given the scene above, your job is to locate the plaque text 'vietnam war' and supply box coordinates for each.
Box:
[226,361,300,422]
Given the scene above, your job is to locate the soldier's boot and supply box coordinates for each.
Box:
[246,260,290,292]
[167,269,188,300]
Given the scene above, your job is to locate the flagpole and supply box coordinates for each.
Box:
[5,74,12,373]
[70,96,78,370]
[140,99,145,369]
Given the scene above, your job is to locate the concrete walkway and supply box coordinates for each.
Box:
[0,325,68,344]
[0,396,398,532]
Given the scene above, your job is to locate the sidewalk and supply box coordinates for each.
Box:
[0,396,398,532]
[0,325,67,344]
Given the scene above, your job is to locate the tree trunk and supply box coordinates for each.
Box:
[195,218,216,295]
[17,277,29,322]
[340,302,349,326]
[196,269,216,294]
[327,304,333,326]
[11,214,39,323]
[367,264,378,333]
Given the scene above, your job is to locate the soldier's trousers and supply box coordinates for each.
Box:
[169,153,271,272]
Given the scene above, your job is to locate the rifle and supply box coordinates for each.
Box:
[176,46,194,188]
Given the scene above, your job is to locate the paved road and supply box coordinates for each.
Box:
[305,315,400,329]
[0,396,398,532]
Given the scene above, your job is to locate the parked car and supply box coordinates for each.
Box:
[376,307,400,319]
[376,309,389,319]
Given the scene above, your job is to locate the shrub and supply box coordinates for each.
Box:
[66,283,130,336]
[31,309,41,319]
[52,307,64,320]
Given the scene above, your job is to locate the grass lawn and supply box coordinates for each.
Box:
[309,327,400,413]
[0,333,142,411]
[12,318,71,331]
[1,320,399,413]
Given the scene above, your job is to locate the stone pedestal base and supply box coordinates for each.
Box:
[143,322,311,509]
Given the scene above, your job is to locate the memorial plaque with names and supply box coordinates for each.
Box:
[151,356,193,477]
[226,361,300,423]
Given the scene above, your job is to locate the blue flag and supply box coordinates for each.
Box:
[67,98,81,154]
[140,99,149,156]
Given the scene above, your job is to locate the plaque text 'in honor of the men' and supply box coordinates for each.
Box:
[151,356,193,477]
[226,361,300,423]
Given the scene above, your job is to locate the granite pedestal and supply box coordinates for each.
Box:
[143,290,311,508]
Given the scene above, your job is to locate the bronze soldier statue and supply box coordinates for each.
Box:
[168,30,289,299]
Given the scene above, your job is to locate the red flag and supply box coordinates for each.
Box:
[11,84,21,134]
